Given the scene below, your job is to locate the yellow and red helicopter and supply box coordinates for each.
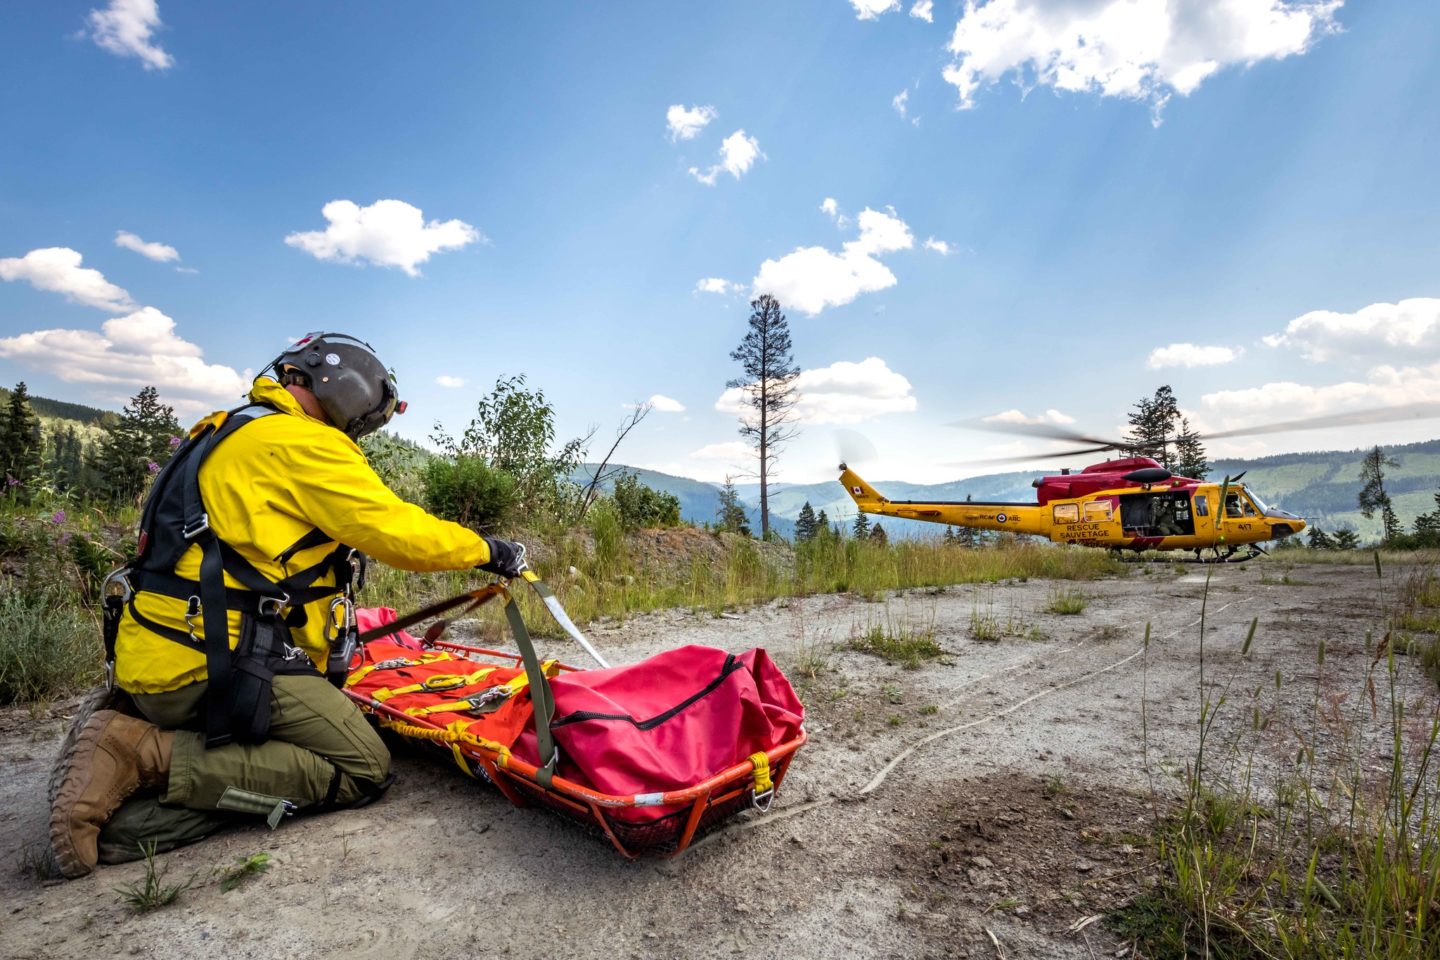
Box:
[837,402,1440,563]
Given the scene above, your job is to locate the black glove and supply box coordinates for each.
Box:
[478,537,528,579]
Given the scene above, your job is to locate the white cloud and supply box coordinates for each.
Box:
[690,440,752,461]
[943,0,1342,122]
[1262,297,1440,363]
[174,266,199,275]
[983,408,1076,425]
[893,89,911,120]
[689,130,764,186]
[695,277,742,295]
[114,230,179,263]
[0,308,250,409]
[86,0,174,70]
[910,0,935,22]
[716,357,917,426]
[820,197,850,229]
[435,375,466,388]
[284,199,481,277]
[666,104,717,141]
[851,0,901,19]
[753,206,914,315]
[1199,364,1440,452]
[649,394,686,413]
[923,237,952,255]
[0,247,135,312]
[1147,342,1242,369]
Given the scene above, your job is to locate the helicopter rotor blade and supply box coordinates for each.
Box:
[1204,401,1440,441]
[942,444,1122,468]
[951,418,1124,447]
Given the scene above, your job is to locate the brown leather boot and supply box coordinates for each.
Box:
[49,710,173,879]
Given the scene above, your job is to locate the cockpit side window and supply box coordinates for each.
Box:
[1194,494,1209,517]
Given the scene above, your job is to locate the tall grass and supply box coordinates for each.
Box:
[1118,556,1440,958]
[362,533,1121,644]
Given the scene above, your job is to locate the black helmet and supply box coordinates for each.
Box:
[262,332,406,440]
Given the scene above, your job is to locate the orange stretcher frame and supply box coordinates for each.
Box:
[344,622,807,858]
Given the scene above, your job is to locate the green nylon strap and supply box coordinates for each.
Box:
[504,592,557,788]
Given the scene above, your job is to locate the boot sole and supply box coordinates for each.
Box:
[48,685,123,808]
[48,710,118,879]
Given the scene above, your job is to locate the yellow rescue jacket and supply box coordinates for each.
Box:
[116,378,493,695]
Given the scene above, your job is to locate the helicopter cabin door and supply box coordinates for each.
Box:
[1118,491,1196,539]
[1191,490,1213,541]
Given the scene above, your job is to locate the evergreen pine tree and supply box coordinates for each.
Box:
[727,295,800,539]
[869,522,887,545]
[89,385,181,503]
[715,476,751,536]
[795,501,818,542]
[47,424,85,493]
[1125,385,1181,469]
[943,525,957,544]
[1306,526,1335,550]
[852,511,870,539]
[1414,488,1440,546]
[1333,528,1360,550]
[1357,446,1400,543]
[1172,416,1209,480]
[0,381,44,501]
[815,508,830,540]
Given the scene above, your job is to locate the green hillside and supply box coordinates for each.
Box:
[620,440,1440,544]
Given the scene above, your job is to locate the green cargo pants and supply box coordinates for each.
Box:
[98,673,390,863]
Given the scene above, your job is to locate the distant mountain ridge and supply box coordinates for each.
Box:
[17,384,1439,544]
[582,439,1440,543]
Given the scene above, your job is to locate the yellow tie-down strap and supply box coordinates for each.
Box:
[345,651,454,688]
[372,667,496,703]
[400,660,559,718]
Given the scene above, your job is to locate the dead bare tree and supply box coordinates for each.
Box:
[578,401,653,518]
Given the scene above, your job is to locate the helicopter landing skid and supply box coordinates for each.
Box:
[1110,545,1267,565]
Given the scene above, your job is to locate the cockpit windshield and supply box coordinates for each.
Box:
[1243,488,1270,514]
[1223,491,1259,518]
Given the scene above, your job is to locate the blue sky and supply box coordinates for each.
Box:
[2,1,1438,484]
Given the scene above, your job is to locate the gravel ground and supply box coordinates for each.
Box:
[1,560,1433,959]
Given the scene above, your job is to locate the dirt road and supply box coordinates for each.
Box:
[1,561,1429,959]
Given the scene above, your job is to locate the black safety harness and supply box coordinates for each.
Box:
[101,402,365,749]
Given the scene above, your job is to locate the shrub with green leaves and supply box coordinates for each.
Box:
[610,470,680,530]
[421,455,519,533]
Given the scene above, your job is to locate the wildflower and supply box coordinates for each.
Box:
[4,473,18,487]
[147,461,160,474]
[51,510,67,525]
[169,436,183,448]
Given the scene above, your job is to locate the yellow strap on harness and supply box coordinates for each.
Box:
[344,651,453,688]
[372,667,496,703]
[749,751,773,794]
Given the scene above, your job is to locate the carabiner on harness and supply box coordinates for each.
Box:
[184,595,202,643]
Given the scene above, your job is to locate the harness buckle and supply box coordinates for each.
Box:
[182,513,211,540]
[463,687,510,714]
[258,595,289,618]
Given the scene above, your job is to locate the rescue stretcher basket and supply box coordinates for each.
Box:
[342,581,806,858]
